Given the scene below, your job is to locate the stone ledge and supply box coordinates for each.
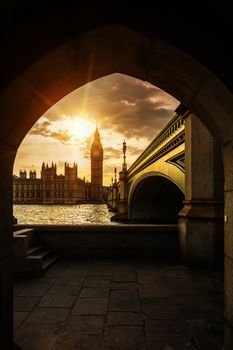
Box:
[15,224,178,232]
[14,224,180,259]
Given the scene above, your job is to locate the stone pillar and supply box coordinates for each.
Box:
[0,143,16,349]
[223,140,233,349]
[178,114,224,268]
[118,170,128,217]
[107,184,112,208]
[111,182,118,212]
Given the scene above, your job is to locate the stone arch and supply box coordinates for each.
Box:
[1,25,233,148]
[1,25,233,349]
[129,172,184,223]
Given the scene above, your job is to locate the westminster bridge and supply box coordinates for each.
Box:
[108,105,224,269]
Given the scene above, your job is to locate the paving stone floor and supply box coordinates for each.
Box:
[14,258,224,350]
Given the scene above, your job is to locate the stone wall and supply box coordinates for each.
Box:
[15,224,180,260]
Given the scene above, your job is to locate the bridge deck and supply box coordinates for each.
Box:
[14,258,223,349]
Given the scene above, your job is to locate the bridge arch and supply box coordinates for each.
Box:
[128,172,184,223]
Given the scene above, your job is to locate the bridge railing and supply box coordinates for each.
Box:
[128,113,185,174]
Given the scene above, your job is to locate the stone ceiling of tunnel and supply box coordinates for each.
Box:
[0,1,233,93]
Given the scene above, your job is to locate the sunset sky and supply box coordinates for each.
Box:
[13,73,179,185]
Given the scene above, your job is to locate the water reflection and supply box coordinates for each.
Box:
[13,204,116,225]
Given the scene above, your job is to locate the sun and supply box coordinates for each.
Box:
[69,117,96,141]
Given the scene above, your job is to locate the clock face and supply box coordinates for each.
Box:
[93,150,99,156]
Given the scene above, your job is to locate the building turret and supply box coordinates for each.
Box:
[41,162,57,180]
[64,162,78,180]
[19,170,27,179]
[29,169,36,179]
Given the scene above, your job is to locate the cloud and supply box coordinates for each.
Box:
[21,73,179,184]
[29,120,72,144]
[127,145,145,156]
[40,73,179,143]
[104,147,122,160]
[79,135,93,159]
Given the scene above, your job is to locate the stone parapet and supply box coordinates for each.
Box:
[14,224,179,260]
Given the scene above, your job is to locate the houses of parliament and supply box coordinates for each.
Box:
[13,126,105,204]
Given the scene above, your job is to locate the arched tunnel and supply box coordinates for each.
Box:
[130,176,184,223]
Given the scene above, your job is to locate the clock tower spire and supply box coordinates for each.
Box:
[90,123,103,201]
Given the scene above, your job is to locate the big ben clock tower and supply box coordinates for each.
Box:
[90,125,103,201]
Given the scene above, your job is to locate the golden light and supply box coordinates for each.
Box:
[70,117,95,140]
[50,116,96,143]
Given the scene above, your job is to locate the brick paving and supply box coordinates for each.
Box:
[14,258,224,349]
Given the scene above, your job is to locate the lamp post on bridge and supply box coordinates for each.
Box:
[118,140,128,219]
[111,167,118,212]
[114,167,117,183]
[122,140,127,171]
[107,169,119,213]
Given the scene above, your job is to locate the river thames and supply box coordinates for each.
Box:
[13,204,116,225]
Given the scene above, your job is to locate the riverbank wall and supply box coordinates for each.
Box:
[14,224,180,260]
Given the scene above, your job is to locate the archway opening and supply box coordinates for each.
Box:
[130,175,184,223]
[12,72,179,224]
